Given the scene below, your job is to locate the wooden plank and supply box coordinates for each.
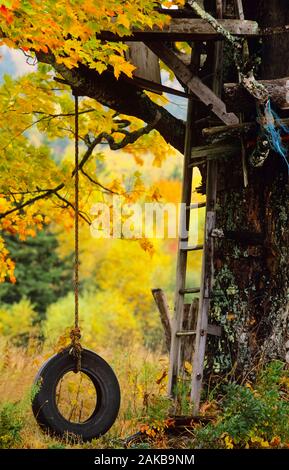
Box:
[190,141,241,163]
[187,76,239,125]
[202,121,256,143]
[126,42,161,84]
[145,43,239,126]
[152,289,172,353]
[98,18,259,42]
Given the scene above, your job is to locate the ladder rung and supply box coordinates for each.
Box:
[180,244,204,252]
[186,202,206,210]
[176,325,222,337]
[179,287,200,294]
[176,330,196,337]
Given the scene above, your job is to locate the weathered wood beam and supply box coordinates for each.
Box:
[203,122,256,143]
[98,18,259,42]
[224,77,289,112]
[152,289,172,353]
[145,42,239,126]
[190,141,241,165]
[202,118,289,144]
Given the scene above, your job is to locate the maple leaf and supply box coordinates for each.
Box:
[0,4,13,24]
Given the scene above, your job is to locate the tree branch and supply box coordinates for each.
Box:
[80,168,120,195]
[53,192,91,224]
[37,52,186,154]
[0,183,64,220]
[76,113,162,172]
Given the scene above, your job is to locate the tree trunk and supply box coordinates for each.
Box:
[206,0,289,381]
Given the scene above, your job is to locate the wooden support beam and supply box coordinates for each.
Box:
[224,77,289,112]
[98,18,259,42]
[202,122,256,143]
[152,289,172,353]
[190,141,241,164]
[145,42,239,126]
[202,117,289,144]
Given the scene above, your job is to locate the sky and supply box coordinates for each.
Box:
[0,46,37,81]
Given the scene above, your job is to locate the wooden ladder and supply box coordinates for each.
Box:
[167,91,220,412]
[168,0,243,415]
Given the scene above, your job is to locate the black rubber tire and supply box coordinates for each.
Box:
[32,348,120,442]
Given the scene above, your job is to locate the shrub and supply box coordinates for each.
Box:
[195,361,289,449]
[0,402,24,448]
[0,298,36,343]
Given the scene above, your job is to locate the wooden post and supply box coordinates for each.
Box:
[151,289,172,352]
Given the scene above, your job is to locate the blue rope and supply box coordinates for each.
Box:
[260,100,289,172]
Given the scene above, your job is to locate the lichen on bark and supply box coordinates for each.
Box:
[205,156,289,382]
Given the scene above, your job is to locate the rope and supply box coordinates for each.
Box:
[251,100,289,172]
[69,91,82,372]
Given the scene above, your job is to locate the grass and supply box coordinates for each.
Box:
[0,336,288,449]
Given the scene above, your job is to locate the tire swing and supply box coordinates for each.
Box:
[32,92,121,442]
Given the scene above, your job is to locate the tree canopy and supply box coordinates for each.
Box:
[0,1,183,77]
[0,1,187,283]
